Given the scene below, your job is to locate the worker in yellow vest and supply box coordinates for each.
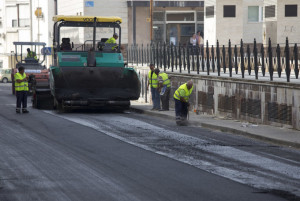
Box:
[14,66,29,113]
[147,64,160,110]
[26,48,37,60]
[105,33,118,50]
[154,68,171,111]
[173,80,193,121]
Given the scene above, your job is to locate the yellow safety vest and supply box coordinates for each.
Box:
[27,51,37,60]
[14,72,28,91]
[105,37,117,50]
[148,70,158,88]
[159,72,170,88]
[173,83,193,102]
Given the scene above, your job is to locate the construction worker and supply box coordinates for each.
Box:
[147,64,160,110]
[173,80,193,121]
[14,66,29,113]
[154,68,171,111]
[105,33,118,50]
[26,48,37,60]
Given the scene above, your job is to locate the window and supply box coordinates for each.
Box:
[153,11,165,22]
[285,5,298,17]
[248,6,263,22]
[265,5,276,18]
[206,6,214,17]
[19,19,30,27]
[166,13,194,21]
[197,11,204,21]
[224,5,236,17]
[153,24,164,42]
[12,20,18,27]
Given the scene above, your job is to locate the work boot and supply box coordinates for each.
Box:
[16,108,21,114]
[22,109,29,114]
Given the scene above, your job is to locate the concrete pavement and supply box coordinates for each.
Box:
[130,101,300,149]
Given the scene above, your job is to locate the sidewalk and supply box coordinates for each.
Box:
[130,101,300,149]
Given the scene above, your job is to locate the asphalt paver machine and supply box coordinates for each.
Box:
[35,16,140,111]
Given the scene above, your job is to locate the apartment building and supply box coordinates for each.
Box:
[0,0,54,69]
[204,0,300,46]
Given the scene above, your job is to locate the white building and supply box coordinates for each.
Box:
[204,0,300,46]
[1,0,299,69]
[0,0,55,69]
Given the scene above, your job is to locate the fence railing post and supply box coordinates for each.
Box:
[136,45,139,65]
[228,40,232,77]
[240,39,245,78]
[160,42,163,69]
[145,75,148,103]
[191,46,195,71]
[196,45,200,74]
[217,40,221,76]
[156,42,159,68]
[167,44,170,69]
[212,45,215,73]
[141,44,144,66]
[187,44,190,74]
[179,43,182,73]
[146,44,149,65]
[268,38,274,81]
[234,45,238,74]
[175,45,178,71]
[201,45,205,72]
[183,45,186,71]
[163,42,166,72]
[285,37,291,82]
[294,43,299,79]
[206,40,210,75]
[276,44,282,78]
[222,45,226,73]
[247,44,251,75]
[171,43,174,72]
[261,44,265,76]
[254,39,258,79]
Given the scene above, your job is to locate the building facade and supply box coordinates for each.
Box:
[0,0,299,69]
[0,0,55,69]
[204,0,300,46]
[127,1,204,45]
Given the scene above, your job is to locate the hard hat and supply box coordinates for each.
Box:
[113,33,118,37]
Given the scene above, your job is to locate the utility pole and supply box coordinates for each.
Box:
[150,0,153,41]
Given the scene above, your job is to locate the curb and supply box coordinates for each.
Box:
[130,107,300,149]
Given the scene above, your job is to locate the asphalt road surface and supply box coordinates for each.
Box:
[0,83,299,201]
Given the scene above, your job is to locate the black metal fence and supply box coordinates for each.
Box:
[127,38,299,83]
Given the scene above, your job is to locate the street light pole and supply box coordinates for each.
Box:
[150,0,153,41]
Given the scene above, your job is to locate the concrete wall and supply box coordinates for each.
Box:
[215,0,243,45]
[277,0,300,44]
[136,68,300,130]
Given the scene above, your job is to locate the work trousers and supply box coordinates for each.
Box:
[174,98,188,119]
[160,87,170,110]
[151,87,161,109]
[16,91,28,109]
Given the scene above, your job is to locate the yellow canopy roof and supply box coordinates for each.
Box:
[53,15,122,23]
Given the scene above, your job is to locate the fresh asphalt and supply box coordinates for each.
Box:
[0,83,299,201]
